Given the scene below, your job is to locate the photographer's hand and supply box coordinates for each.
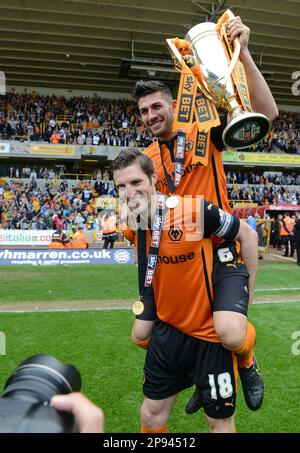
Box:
[51,392,104,433]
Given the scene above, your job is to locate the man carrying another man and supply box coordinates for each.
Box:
[112,149,258,432]
[128,14,278,414]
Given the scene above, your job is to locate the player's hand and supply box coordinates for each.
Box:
[227,16,250,52]
[51,392,104,433]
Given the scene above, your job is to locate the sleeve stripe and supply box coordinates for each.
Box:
[213,211,234,237]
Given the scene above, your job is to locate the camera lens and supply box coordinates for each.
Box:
[1,354,81,403]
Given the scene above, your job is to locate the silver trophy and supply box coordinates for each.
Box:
[167,9,271,149]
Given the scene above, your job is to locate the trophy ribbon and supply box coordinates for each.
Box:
[172,59,197,133]
[170,42,220,165]
[217,10,252,113]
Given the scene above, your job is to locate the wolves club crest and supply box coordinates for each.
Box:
[168,226,183,241]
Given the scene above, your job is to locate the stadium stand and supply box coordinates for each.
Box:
[0,93,153,147]
[0,92,299,254]
[1,92,299,153]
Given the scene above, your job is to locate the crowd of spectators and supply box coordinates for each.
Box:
[271,111,300,154]
[0,92,153,147]
[1,163,112,182]
[228,184,299,206]
[3,164,300,189]
[226,170,300,186]
[0,91,299,152]
[0,177,117,231]
[226,170,300,205]
[0,90,299,230]
[1,167,299,230]
[243,137,274,153]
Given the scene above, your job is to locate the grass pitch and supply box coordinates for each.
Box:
[0,261,299,432]
[1,265,139,302]
[1,261,299,304]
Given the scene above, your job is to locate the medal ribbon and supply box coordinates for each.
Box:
[144,194,167,288]
[159,130,186,196]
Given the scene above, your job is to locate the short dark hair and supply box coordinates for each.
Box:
[111,148,154,181]
[132,80,173,103]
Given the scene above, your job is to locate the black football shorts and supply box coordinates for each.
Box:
[213,241,249,315]
[143,320,237,419]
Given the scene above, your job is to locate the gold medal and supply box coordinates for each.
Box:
[132,301,144,315]
[166,195,178,209]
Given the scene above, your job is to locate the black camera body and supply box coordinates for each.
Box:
[0,354,81,433]
[0,399,74,433]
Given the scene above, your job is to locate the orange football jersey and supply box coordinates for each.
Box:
[144,122,230,213]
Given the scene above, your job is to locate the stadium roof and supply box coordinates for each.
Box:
[0,0,299,106]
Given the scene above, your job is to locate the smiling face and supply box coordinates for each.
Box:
[113,163,157,219]
[138,91,176,141]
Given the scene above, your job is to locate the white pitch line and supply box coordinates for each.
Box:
[0,299,300,313]
[269,254,296,262]
[253,299,300,305]
[0,307,131,314]
[255,288,300,292]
